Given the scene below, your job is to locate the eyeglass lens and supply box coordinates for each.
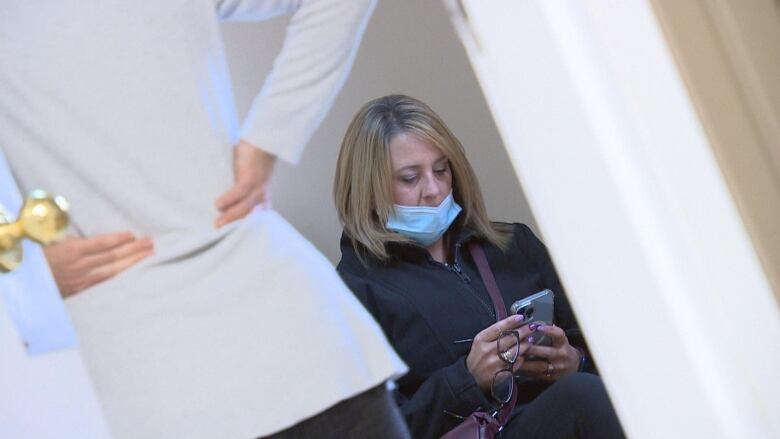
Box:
[491,331,520,405]
[497,331,520,364]
[492,369,514,404]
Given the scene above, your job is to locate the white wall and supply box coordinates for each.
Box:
[452,0,780,437]
[221,0,535,262]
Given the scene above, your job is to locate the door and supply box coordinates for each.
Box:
[446,0,780,437]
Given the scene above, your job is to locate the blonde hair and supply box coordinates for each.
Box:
[334,94,510,261]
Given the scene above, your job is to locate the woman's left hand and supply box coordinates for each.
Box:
[214,140,276,228]
[518,324,581,381]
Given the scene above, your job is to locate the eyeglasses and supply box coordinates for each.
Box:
[492,330,520,407]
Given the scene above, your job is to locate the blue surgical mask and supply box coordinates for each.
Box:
[386,191,462,247]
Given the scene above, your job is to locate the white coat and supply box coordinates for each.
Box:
[0,0,406,437]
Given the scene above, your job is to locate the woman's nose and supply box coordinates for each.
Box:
[421,174,442,205]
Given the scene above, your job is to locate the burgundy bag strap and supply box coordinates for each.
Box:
[468,241,507,319]
[467,241,517,425]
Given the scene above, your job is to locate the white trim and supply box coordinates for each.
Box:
[446,1,780,437]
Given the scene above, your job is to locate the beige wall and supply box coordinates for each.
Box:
[222,0,534,262]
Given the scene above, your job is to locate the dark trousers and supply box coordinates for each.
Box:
[501,373,626,439]
[260,383,411,439]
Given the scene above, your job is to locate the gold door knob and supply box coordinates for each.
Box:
[0,190,70,273]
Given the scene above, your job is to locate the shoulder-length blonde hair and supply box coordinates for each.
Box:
[334,94,511,261]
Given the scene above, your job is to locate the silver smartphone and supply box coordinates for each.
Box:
[509,289,554,347]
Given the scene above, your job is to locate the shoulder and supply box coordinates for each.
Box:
[472,222,550,273]
[336,231,402,297]
[484,221,543,252]
[336,231,371,275]
[336,242,423,328]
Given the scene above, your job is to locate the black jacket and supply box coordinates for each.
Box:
[336,223,591,439]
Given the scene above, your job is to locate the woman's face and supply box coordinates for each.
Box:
[389,132,452,207]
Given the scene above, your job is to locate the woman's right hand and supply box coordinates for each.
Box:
[466,314,534,394]
[43,231,154,298]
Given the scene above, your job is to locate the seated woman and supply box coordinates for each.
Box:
[333,94,625,439]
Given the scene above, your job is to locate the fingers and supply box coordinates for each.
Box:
[475,314,526,342]
[510,338,534,373]
[536,324,567,347]
[521,325,580,379]
[520,359,557,380]
[214,187,263,228]
[82,236,154,268]
[78,231,136,254]
[522,324,565,359]
[524,344,556,360]
[45,232,155,298]
[87,247,154,288]
[214,180,253,212]
[214,141,276,228]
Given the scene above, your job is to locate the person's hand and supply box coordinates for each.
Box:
[214,140,276,228]
[43,232,154,298]
[466,314,534,394]
[519,323,581,381]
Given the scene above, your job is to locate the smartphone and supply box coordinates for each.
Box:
[509,289,554,347]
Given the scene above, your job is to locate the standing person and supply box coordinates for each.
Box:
[0,1,409,438]
[333,95,625,439]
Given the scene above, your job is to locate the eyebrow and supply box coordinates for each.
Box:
[394,155,449,173]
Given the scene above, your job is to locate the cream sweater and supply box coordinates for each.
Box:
[0,0,406,437]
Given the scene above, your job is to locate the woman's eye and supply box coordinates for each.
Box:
[401,175,417,183]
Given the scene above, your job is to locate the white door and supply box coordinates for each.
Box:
[446,0,780,437]
[0,150,112,439]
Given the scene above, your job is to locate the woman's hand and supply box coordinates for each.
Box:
[466,314,534,394]
[214,140,276,228]
[519,324,581,381]
[43,232,154,298]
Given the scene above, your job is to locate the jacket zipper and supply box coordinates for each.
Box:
[445,260,470,283]
[449,242,496,320]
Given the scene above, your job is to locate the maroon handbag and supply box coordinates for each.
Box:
[440,242,517,439]
[440,411,502,439]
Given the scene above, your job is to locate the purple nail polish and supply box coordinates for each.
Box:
[515,314,524,322]
[527,336,535,344]
[529,323,538,331]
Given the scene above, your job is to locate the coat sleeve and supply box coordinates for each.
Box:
[516,223,597,373]
[339,269,494,439]
[216,0,376,163]
[397,358,495,439]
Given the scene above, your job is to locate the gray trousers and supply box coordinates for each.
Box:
[260,383,411,439]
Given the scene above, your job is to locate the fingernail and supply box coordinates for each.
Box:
[529,323,538,331]
[527,336,535,344]
[514,315,524,322]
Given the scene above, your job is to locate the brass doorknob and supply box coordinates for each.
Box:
[0,190,70,272]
